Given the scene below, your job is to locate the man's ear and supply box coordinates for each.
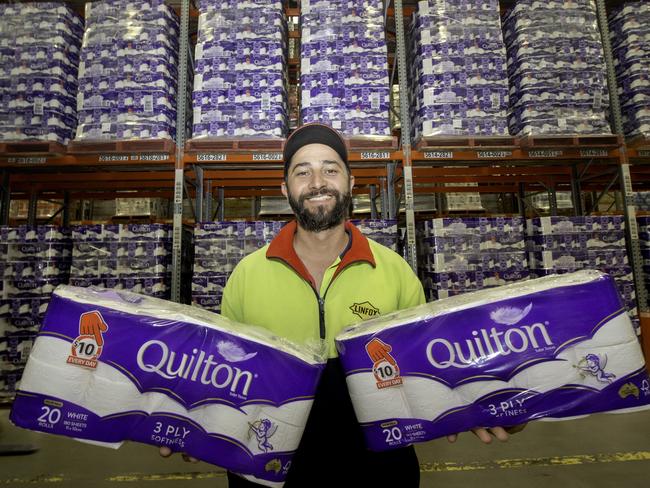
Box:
[349,174,355,191]
[281,181,288,198]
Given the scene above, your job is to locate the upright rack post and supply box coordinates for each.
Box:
[171,0,191,303]
[595,0,649,315]
[394,0,417,272]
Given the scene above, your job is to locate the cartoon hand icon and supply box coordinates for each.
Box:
[79,311,108,347]
[365,338,396,366]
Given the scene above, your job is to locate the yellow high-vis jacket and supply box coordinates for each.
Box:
[221,220,425,358]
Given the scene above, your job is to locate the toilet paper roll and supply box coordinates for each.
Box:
[29,335,71,363]
[587,313,638,347]
[195,402,254,442]
[245,409,304,454]
[512,356,582,393]
[402,375,462,420]
[572,341,646,390]
[19,354,92,403]
[87,372,144,417]
[348,379,412,423]
[244,400,313,431]
[455,379,514,404]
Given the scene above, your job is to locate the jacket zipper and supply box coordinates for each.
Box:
[313,278,337,341]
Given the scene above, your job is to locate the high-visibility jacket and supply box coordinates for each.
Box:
[221,220,425,358]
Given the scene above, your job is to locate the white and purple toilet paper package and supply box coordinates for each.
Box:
[335,270,650,451]
[0,3,83,145]
[11,285,326,487]
[504,0,611,135]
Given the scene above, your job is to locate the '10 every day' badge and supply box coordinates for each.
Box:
[67,311,109,369]
[365,338,403,389]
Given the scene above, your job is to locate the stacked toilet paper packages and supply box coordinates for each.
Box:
[11,285,326,487]
[75,0,179,141]
[636,216,650,310]
[417,217,529,301]
[526,216,638,333]
[0,226,72,398]
[300,0,391,137]
[336,270,650,451]
[503,0,611,135]
[635,192,650,212]
[609,2,650,138]
[407,0,510,140]
[193,222,286,314]
[69,224,173,299]
[0,3,83,145]
[192,0,288,139]
[350,219,399,252]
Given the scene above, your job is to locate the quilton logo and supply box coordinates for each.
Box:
[350,301,380,320]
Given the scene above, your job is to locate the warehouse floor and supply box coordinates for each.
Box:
[1,408,649,487]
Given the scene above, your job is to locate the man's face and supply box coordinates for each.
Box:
[282,143,354,232]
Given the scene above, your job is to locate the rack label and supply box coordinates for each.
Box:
[639,150,650,158]
[252,152,282,161]
[360,151,391,160]
[8,157,47,165]
[99,154,129,162]
[138,154,170,162]
[579,149,608,158]
[528,150,563,158]
[477,150,512,159]
[197,153,227,162]
[423,150,453,159]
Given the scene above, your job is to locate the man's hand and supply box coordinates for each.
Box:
[365,338,396,366]
[79,311,108,346]
[159,446,199,463]
[446,424,527,444]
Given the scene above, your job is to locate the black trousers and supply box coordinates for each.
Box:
[227,359,420,487]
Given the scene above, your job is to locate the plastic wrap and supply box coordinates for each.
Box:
[504,0,611,135]
[407,0,509,140]
[299,0,390,137]
[609,1,650,137]
[74,0,179,142]
[0,2,82,144]
[335,270,650,451]
[192,1,288,139]
[11,285,327,487]
[70,224,172,299]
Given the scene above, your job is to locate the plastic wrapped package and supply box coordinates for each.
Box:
[11,285,327,487]
[299,0,390,137]
[192,2,287,140]
[407,0,509,140]
[336,271,650,451]
[0,3,83,144]
[74,0,180,142]
[69,224,173,299]
[609,1,650,137]
[503,0,611,135]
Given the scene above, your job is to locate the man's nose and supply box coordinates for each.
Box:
[309,171,325,189]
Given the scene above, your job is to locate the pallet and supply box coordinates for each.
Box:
[68,138,175,154]
[186,137,285,152]
[415,135,517,150]
[518,134,623,148]
[346,135,398,151]
[0,141,66,155]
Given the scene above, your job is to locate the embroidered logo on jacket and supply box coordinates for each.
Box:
[349,301,380,320]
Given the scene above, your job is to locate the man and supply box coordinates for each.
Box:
[161,123,519,485]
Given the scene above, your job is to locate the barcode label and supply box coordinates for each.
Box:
[261,93,270,111]
[143,95,153,114]
[371,93,380,111]
[33,97,44,115]
[593,90,603,110]
[21,340,33,360]
[491,94,500,109]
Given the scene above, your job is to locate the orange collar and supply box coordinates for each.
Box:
[266,220,376,289]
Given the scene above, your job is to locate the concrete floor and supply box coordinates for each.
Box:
[0,409,649,487]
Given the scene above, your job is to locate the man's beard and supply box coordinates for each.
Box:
[288,187,352,232]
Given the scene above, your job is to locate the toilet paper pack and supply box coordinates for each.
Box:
[11,285,326,487]
[336,271,650,451]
